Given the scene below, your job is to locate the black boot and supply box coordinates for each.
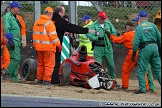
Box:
[118,87,128,91]
[114,80,120,87]
[37,80,43,84]
[133,90,146,94]
[42,80,52,86]
[2,73,11,80]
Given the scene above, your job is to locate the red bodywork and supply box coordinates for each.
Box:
[58,49,103,89]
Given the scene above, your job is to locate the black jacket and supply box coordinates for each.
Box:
[52,13,89,44]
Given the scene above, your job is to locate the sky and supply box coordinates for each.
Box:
[62,1,92,6]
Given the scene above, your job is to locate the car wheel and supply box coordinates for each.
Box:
[60,62,71,86]
[20,58,37,81]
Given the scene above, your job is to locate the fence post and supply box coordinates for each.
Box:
[68,1,77,25]
[68,1,79,45]
[34,1,41,22]
[1,1,10,16]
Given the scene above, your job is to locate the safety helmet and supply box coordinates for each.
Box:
[44,7,54,13]
[98,11,107,19]
[155,10,161,19]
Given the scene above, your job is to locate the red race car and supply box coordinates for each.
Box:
[19,45,115,90]
[58,45,115,90]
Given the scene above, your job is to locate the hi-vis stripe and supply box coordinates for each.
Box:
[33,21,57,36]
[33,21,54,35]
[143,27,153,29]
[80,39,91,43]
[33,21,58,44]
[33,38,59,44]
[61,36,70,63]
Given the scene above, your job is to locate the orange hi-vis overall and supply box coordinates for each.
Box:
[1,18,5,46]
[2,15,26,70]
[16,15,26,36]
[33,15,61,82]
[1,18,10,70]
[110,30,149,90]
[1,18,9,70]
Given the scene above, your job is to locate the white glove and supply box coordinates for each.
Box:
[21,36,26,48]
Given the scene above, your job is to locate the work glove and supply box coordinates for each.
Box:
[5,32,15,50]
[132,51,136,62]
[57,45,62,52]
[98,37,104,40]
[105,30,111,37]
[21,36,26,48]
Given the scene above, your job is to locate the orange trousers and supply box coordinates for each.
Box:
[2,45,10,70]
[36,50,55,82]
[122,50,149,90]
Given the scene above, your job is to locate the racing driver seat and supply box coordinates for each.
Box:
[76,45,89,62]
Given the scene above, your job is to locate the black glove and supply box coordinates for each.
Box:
[91,42,95,51]
[132,51,136,62]
[8,40,15,50]
[98,37,104,40]
[105,30,111,37]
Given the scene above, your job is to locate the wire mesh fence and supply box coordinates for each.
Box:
[77,1,161,34]
[1,1,161,34]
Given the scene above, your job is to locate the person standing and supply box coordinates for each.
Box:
[51,6,95,84]
[108,21,156,93]
[1,18,8,74]
[78,14,93,57]
[87,11,119,87]
[133,15,157,93]
[2,1,23,82]
[2,14,26,72]
[32,7,61,85]
[132,10,161,94]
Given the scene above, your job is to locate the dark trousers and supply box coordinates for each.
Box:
[51,48,61,84]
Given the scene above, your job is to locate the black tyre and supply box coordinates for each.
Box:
[60,62,71,86]
[20,58,37,81]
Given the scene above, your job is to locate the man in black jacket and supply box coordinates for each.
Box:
[51,6,95,84]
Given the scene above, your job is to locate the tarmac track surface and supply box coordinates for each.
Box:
[1,94,110,107]
[1,94,161,107]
